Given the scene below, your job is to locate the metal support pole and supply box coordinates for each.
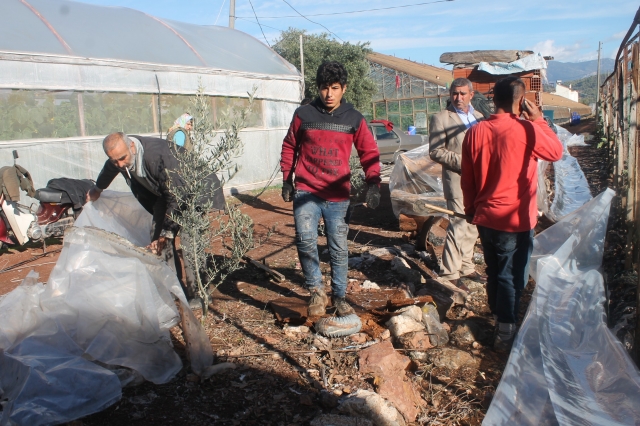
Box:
[596,41,602,124]
[299,34,304,93]
[229,0,235,29]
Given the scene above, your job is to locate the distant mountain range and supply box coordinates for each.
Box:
[546,59,615,83]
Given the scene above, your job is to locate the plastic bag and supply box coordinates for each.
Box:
[0,191,213,425]
[388,145,447,218]
[484,189,640,426]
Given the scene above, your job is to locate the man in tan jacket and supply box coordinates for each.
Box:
[429,78,486,286]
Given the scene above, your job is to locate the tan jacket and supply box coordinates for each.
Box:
[429,105,484,199]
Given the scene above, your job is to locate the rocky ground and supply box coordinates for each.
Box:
[0,118,625,425]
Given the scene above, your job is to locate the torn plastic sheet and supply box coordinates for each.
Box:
[484,189,640,425]
[548,125,593,221]
[478,52,547,75]
[389,144,447,218]
[0,191,213,425]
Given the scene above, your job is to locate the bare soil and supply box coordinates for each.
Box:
[0,118,614,425]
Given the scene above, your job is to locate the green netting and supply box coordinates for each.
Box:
[414,99,427,111]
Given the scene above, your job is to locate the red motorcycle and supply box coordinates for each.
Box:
[0,151,93,249]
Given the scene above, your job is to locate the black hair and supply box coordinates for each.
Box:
[493,76,525,109]
[316,61,348,88]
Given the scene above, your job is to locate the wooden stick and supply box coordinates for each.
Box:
[423,203,472,221]
[244,255,285,282]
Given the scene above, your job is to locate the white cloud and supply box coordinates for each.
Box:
[529,39,596,62]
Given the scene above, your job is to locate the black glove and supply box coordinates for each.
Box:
[365,184,380,209]
[282,181,294,202]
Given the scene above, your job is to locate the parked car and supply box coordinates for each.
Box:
[353,120,427,163]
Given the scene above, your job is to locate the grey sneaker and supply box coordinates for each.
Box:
[333,297,355,317]
[494,322,516,352]
[308,288,328,317]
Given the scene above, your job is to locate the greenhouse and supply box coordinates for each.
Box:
[0,0,302,193]
[367,52,453,135]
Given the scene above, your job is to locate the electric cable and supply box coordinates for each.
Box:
[236,17,283,32]
[248,0,271,47]
[279,0,344,42]
[214,0,227,25]
[239,0,454,19]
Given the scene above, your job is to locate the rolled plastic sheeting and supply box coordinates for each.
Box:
[0,191,213,425]
[388,144,448,218]
[484,189,640,426]
[548,125,593,221]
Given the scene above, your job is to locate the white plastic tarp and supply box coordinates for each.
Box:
[548,125,593,221]
[478,52,547,75]
[484,188,640,425]
[0,191,213,425]
[389,144,447,218]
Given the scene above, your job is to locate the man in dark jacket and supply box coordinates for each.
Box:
[280,61,381,317]
[86,132,192,293]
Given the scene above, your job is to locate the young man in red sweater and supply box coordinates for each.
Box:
[461,76,563,351]
[280,61,381,317]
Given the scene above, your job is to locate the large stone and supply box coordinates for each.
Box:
[358,341,425,422]
[391,257,422,284]
[385,315,425,338]
[310,414,373,426]
[395,305,423,323]
[339,389,406,426]
[450,320,487,346]
[428,348,477,370]
[397,331,433,351]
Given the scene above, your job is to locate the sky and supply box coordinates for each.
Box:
[79,0,637,68]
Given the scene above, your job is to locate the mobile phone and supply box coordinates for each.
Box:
[521,99,528,113]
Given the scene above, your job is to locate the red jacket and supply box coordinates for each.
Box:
[461,114,563,232]
[280,99,381,202]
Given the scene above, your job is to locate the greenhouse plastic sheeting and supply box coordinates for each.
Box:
[478,52,547,75]
[548,126,593,221]
[0,191,213,425]
[388,144,447,218]
[484,188,640,426]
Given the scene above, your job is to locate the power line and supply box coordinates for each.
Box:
[248,0,270,46]
[238,0,454,19]
[214,0,227,25]
[279,0,344,42]
[236,17,283,32]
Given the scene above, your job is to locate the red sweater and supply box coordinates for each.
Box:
[280,99,381,202]
[461,114,563,232]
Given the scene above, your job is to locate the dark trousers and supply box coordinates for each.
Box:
[477,225,534,324]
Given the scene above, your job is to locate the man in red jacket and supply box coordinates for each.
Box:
[280,61,381,317]
[461,76,563,351]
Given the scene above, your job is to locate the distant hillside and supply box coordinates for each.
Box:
[547,59,615,82]
[562,74,611,105]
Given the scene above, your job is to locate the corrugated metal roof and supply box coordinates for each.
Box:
[367,52,452,86]
[542,93,592,115]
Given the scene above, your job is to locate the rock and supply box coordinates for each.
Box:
[284,325,310,339]
[395,305,423,322]
[428,348,477,370]
[368,247,399,258]
[350,333,368,344]
[390,257,422,284]
[385,315,425,338]
[320,390,342,410]
[450,320,487,346]
[408,351,428,362]
[397,331,433,351]
[421,304,449,347]
[362,280,381,290]
[311,413,373,426]
[339,389,406,426]
[380,329,391,340]
[358,341,425,422]
[313,335,333,350]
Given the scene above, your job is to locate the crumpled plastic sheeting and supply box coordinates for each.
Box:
[548,126,593,221]
[478,52,547,75]
[484,189,640,426]
[0,191,213,425]
[389,144,447,218]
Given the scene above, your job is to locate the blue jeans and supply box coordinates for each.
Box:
[293,191,350,298]
[477,226,534,324]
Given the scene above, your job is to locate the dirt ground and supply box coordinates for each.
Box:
[0,117,616,425]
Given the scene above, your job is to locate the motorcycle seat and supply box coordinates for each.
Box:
[35,188,65,203]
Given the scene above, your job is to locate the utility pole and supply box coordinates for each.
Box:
[229,0,235,29]
[299,34,305,93]
[596,41,602,124]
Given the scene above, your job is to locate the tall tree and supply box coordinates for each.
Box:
[273,28,376,113]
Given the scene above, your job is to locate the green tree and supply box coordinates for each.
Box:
[273,28,376,113]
